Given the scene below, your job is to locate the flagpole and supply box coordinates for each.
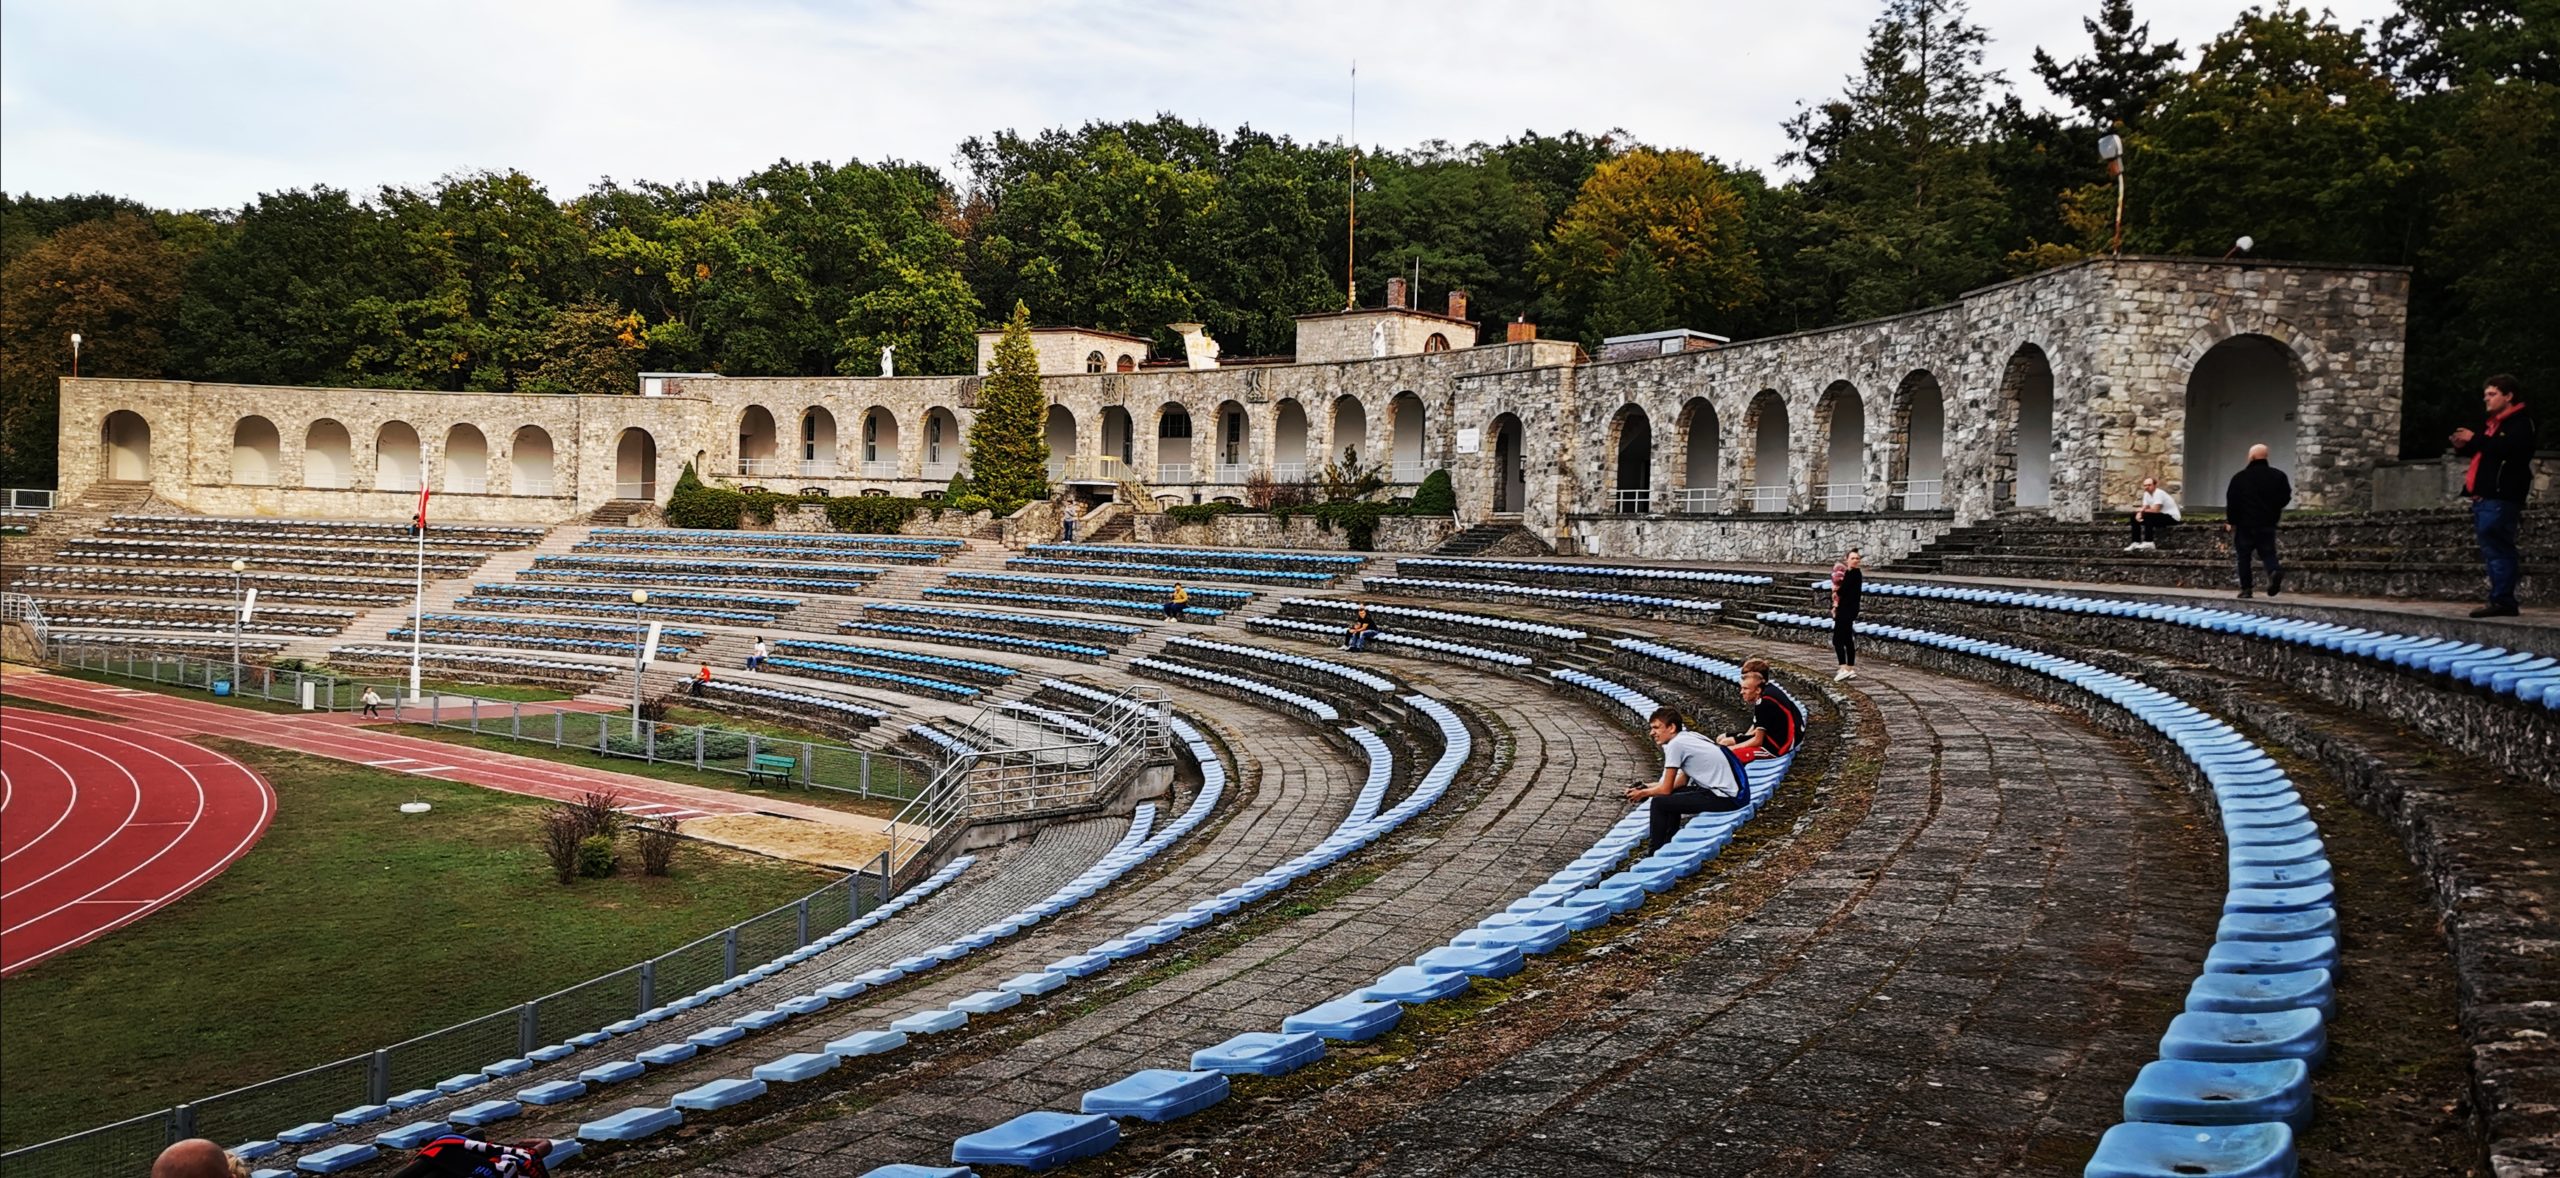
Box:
[409,471,427,701]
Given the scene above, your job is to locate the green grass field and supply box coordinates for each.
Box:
[386,712,921,820]
[0,738,840,1151]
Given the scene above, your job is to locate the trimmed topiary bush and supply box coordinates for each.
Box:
[1411,468,1456,514]
[576,833,618,879]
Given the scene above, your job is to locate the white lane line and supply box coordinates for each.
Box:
[0,739,77,865]
[0,728,139,903]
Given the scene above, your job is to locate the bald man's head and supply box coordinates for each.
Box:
[151,1139,240,1178]
[2247,443,2271,461]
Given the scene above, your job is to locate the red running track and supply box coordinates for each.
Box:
[0,708,276,975]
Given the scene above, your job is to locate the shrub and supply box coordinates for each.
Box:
[633,816,681,877]
[665,464,746,528]
[946,492,996,514]
[1165,501,1246,526]
[537,809,584,884]
[568,789,623,841]
[576,833,619,879]
[1274,499,1396,550]
[1411,469,1456,514]
[823,495,923,534]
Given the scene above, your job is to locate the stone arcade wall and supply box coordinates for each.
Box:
[55,257,2406,548]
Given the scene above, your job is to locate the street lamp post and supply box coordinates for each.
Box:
[629,588,650,728]
[2097,132,2126,256]
[69,333,82,378]
[229,557,247,691]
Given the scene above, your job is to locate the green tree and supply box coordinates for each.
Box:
[366,170,592,392]
[2032,0,2186,130]
[1536,148,1761,342]
[965,302,1049,509]
[1586,243,1679,341]
[522,298,647,396]
[0,213,193,485]
[170,187,413,387]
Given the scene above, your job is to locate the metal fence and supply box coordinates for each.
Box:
[2,487,54,510]
[385,696,931,802]
[53,642,364,710]
[0,872,879,1178]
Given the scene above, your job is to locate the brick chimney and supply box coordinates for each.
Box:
[1505,319,1537,343]
[1446,289,1469,320]
[1385,276,1408,309]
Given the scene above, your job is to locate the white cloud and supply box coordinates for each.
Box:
[0,0,2401,209]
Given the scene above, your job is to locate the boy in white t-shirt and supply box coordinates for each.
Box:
[1625,706,1747,852]
[2126,476,2181,551]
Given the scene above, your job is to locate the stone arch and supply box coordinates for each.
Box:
[303,419,353,489]
[231,415,281,486]
[443,424,490,492]
[800,405,838,473]
[2183,333,2302,508]
[738,405,779,475]
[1085,351,1106,374]
[615,427,658,499]
[1424,333,1451,353]
[1809,381,1865,511]
[1331,395,1369,466]
[1995,344,2055,510]
[1607,403,1654,513]
[1155,402,1195,479]
[101,410,151,482]
[1674,397,1720,513]
[1489,413,1527,514]
[1739,390,1789,512]
[1115,354,1136,373]
[1389,392,1426,480]
[375,421,422,491]
[511,425,556,495]
[1100,406,1135,466]
[1045,404,1078,461]
[860,406,901,474]
[1889,370,1946,510]
[923,407,960,473]
[1274,398,1310,477]
[1214,399,1250,480]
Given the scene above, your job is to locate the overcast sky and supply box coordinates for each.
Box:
[2,0,2401,211]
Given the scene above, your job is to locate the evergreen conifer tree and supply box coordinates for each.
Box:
[966,301,1051,509]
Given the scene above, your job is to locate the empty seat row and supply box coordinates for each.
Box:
[328,645,616,681]
[1610,637,1744,682]
[990,701,1122,749]
[54,631,288,652]
[572,539,944,564]
[1396,556,1774,587]
[9,577,400,607]
[907,725,984,759]
[836,621,1109,662]
[944,571,1254,605]
[921,587,1229,620]
[1756,611,2329,1178]
[115,512,544,541]
[699,680,890,723]
[99,524,525,549]
[388,628,691,659]
[32,597,354,622]
[477,582,803,611]
[1361,575,1723,618]
[40,614,342,637]
[16,564,412,593]
[771,638,1017,684]
[1246,615,1534,668]
[862,602,1140,643]
[61,536,489,563]
[1003,556,1337,585]
[53,548,477,574]
[762,655,980,701]
[592,527,961,550]
[458,594,779,626]
[1024,542,1365,570]
[1163,634,1399,694]
[421,612,708,641]
[535,554,888,580]
[1277,596,1586,644]
[1129,658,1341,722]
[519,569,873,596]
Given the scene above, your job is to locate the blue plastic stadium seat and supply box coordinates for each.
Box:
[293,1143,380,1174]
[637,1042,700,1067]
[527,1044,576,1064]
[1191,1030,1328,1076]
[372,1121,448,1150]
[449,1099,521,1128]
[1363,965,1473,1004]
[734,1008,792,1030]
[891,1008,969,1035]
[2160,1009,2327,1064]
[567,1031,612,1049]
[1283,996,1405,1042]
[434,1073,488,1096]
[1082,1068,1230,1123]
[1000,971,1071,996]
[2083,1121,2296,1178]
[860,1167,977,1178]
[826,1030,910,1057]
[818,980,871,1001]
[331,1105,390,1127]
[578,1060,646,1085]
[2186,971,2335,1017]
[2204,937,2339,976]
[277,1123,332,1145]
[233,1141,282,1161]
[543,1139,583,1167]
[384,1089,438,1111]
[779,994,832,1016]
[950,989,1022,1014]
[754,1052,840,1083]
[517,1080,588,1106]
[951,1110,1120,1172]
[689,1025,747,1049]
[2123,1059,2313,1128]
[578,1106,684,1142]
[672,1077,767,1111]
[483,1057,533,1077]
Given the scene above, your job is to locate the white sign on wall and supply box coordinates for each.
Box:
[1456,427,1482,455]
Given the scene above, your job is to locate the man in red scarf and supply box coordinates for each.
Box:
[2451,374,2536,618]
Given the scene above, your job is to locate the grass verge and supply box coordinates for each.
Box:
[0,738,838,1151]
[383,723,908,820]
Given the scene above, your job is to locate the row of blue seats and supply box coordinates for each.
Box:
[117,512,544,540]
[479,582,804,611]
[1609,637,1745,683]
[1163,635,1400,694]
[1247,615,1533,668]
[907,725,985,759]
[593,527,962,550]
[422,612,708,640]
[64,536,486,562]
[764,655,979,700]
[229,858,978,1172]
[701,679,891,723]
[1003,556,1336,585]
[54,631,286,651]
[61,549,474,572]
[946,571,1254,604]
[1024,543,1364,569]
[573,539,944,564]
[1129,657,1341,722]
[1832,578,2560,710]
[535,554,889,580]
[103,524,527,550]
[1362,575,1723,617]
[44,614,340,637]
[34,597,353,621]
[991,701,1122,749]
[837,620,1110,661]
[865,697,1476,1173]
[520,569,876,595]
[19,564,409,591]
[1760,611,2330,1178]
[556,723,1240,1166]
[772,638,1017,683]
[330,645,613,680]
[864,601,1141,641]
[1398,556,1774,587]
[921,587,1229,620]
[1277,596,1586,644]
[389,628,692,658]
[458,595,779,626]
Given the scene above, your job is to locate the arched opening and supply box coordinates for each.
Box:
[1741,391,1789,512]
[1331,396,1369,466]
[1890,371,1946,510]
[303,419,352,489]
[923,408,959,476]
[375,422,421,491]
[1491,414,1526,514]
[1424,333,1451,354]
[511,426,556,495]
[1996,345,2055,510]
[1389,392,1425,482]
[738,406,779,476]
[100,410,151,481]
[1085,351,1106,374]
[1274,399,1310,479]
[1100,407,1134,468]
[1045,404,1078,479]
[231,416,281,486]
[1609,405,1653,513]
[1115,354,1136,373]
[442,424,489,493]
[860,407,901,476]
[1812,381,1865,511]
[1214,399,1249,482]
[800,406,838,475]
[1155,404,1194,481]
[615,428,658,499]
[2184,334,2299,508]
[1676,397,1719,513]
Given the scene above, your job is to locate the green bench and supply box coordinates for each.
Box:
[748,753,799,786]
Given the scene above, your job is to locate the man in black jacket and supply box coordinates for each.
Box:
[2224,444,2293,598]
[2452,374,2536,618]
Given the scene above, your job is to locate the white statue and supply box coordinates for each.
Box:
[879,344,897,378]
[1370,320,1387,358]
[1170,322,1220,370]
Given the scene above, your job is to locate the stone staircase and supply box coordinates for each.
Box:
[584,500,653,527]
[1432,519,1540,557]
[285,523,595,661]
[0,483,159,580]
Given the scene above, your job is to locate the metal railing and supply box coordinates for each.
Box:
[1744,484,1790,512]
[737,457,786,477]
[921,461,958,481]
[1668,486,1719,513]
[1052,454,1134,483]
[388,697,931,802]
[797,460,838,478]
[1896,478,1944,510]
[1272,462,1310,482]
[883,683,1170,880]
[613,480,655,500]
[1608,488,1652,514]
[1210,463,1249,484]
[54,642,361,709]
[4,487,56,510]
[1391,461,1427,484]
[2,591,50,646]
[1821,482,1865,512]
[861,460,900,479]
[1155,462,1194,484]
[444,475,488,494]
[516,477,556,497]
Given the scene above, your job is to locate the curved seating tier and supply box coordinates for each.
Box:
[943,572,1253,607]
[54,631,289,653]
[1245,616,1533,668]
[13,566,410,603]
[30,597,355,624]
[387,628,690,659]
[1275,597,1586,648]
[474,582,803,615]
[97,524,527,550]
[990,702,1122,749]
[906,725,986,760]
[533,554,887,589]
[1756,610,2331,1177]
[49,544,478,576]
[860,603,1139,646]
[770,639,1016,686]
[457,594,778,627]
[1128,658,1341,723]
[519,568,875,596]
[1023,544,1365,573]
[837,621,1109,663]
[572,539,945,565]
[590,527,961,552]
[404,613,705,650]
[40,612,342,637]
[762,656,979,701]
[921,587,1227,620]
[113,513,544,544]
[1002,557,1337,586]
[699,680,891,727]
[1361,576,1720,619]
[1394,557,1774,589]
[1162,635,1400,694]
[327,646,617,684]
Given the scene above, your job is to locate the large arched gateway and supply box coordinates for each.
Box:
[2184,334,2300,508]
[615,428,658,500]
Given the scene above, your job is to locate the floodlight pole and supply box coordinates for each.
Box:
[230,558,246,690]
[2098,131,2127,256]
[629,589,650,727]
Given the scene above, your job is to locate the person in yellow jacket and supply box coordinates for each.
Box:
[1163,583,1189,623]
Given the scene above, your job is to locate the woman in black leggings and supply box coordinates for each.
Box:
[1832,550,1863,681]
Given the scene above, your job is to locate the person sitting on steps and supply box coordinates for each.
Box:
[1719,672,1799,764]
[2126,475,2181,551]
[1344,603,1379,651]
[1625,705,1747,853]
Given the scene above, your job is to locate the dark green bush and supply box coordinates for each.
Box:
[823,495,924,534]
[1273,500,1395,550]
[576,833,618,879]
[1411,469,1456,514]
[664,464,747,529]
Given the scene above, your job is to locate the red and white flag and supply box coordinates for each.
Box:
[413,479,431,533]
